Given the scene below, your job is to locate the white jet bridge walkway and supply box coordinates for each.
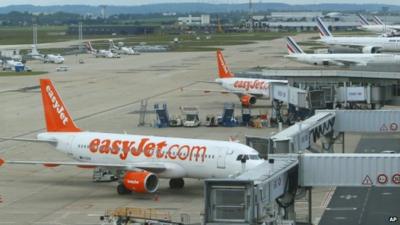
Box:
[204,110,400,225]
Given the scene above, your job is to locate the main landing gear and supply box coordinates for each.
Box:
[169,178,184,189]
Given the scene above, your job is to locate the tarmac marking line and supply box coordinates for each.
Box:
[357,187,371,225]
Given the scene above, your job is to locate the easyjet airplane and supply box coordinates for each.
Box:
[0,79,264,195]
[203,50,287,106]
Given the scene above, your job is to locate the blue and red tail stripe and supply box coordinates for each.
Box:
[316,17,332,37]
[373,15,384,25]
[358,14,369,26]
[286,37,303,54]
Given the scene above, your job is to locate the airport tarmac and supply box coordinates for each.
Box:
[0,33,359,225]
[319,135,400,225]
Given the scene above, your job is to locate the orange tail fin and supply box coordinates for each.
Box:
[40,79,81,132]
[216,49,234,78]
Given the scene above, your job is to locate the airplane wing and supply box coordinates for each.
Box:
[183,88,234,94]
[0,137,57,143]
[195,80,220,84]
[0,159,166,173]
[182,88,266,99]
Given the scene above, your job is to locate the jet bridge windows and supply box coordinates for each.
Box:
[209,187,249,222]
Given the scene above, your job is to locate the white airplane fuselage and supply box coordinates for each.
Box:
[38,131,263,179]
[215,77,287,99]
[46,54,64,64]
[319,36,400,52]
[286,53,400,66]
[359,25,400,34]
[96,50,115,58]
[120,47,136,55]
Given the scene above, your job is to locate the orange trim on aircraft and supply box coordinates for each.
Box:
[0,158,4,166]
[40,79,81,132]
[88,137,207,162]
[43,163,60,168]
[216,49,234,78]
[233,80,269,91]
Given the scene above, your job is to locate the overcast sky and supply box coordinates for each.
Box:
[0,0,399,6]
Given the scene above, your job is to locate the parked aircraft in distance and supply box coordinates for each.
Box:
[44,54,64,64]
[190,50,287,106]
[109,40,139,55]
[86,41,120,58]
[0,79,264,195]
[285,36,400,66]
[316,17,400,53]
[358,14,400,36]
[27,45,64,64]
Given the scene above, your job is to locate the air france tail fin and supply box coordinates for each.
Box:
[286,37,304,55]
[316,17,333,38]
[358,14,370,25]
[372,15,384,25]
[216,49,234,78]
[40,79,81,132]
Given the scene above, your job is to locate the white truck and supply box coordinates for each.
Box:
[180,106,200,127]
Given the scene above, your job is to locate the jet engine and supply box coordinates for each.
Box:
[122,171,159,193]
[240,95,256,106]
[362,46,380,54]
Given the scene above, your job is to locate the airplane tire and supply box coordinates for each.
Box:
[169,178,184,189]
[117,183,131,195]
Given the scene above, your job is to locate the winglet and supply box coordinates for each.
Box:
[286,36,304,55]
[40,79,81,132]
[316,17,333,38]
[216,49,234,78]
[0,158,4,166]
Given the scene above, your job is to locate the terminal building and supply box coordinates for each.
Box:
[177,14,211,26]
[246,15,358,31]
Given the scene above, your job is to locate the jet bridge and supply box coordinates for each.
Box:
[270,111,335,153]
[267,109,400,154]
[204,110,400,225]
[271,84,308,109]
[204,154,400,225]
[204,158,299,225]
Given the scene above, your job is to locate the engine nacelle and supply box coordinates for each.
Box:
[123,171,159,193]
[240,95,257,106]
[362,46,380,54]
